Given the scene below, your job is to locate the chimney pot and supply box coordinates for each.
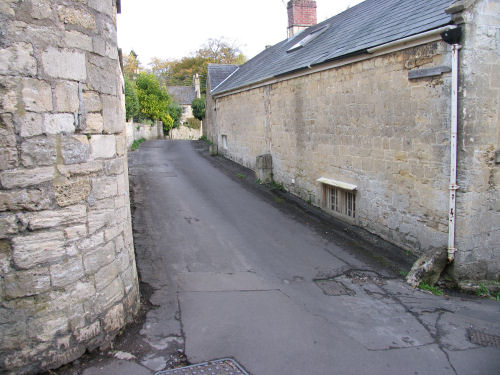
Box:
[194,74,201,98]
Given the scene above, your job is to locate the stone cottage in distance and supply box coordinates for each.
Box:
[168,74,201,123]
[205,0,500,285]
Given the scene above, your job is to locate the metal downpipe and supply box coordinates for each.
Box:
[447,43,461,262]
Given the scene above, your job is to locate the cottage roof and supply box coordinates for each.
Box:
[207,64,239,91]
[213,0,454,95]
[167,86,197,105]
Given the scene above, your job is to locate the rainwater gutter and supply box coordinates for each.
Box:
[441,27,463,263]
[214,25,458,99]
[367,25,457,54]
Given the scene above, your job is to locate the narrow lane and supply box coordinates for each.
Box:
[128,140,500,375]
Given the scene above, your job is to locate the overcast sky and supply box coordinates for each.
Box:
[117,0,364,66]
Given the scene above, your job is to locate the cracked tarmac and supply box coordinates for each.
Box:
[52,140,500,375]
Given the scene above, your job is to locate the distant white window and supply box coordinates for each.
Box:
[287,25,329,53]
[222,135,228,149]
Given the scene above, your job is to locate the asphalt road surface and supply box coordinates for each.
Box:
[81,140,500,375]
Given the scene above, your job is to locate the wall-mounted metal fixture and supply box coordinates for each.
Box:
[441,26,462,263]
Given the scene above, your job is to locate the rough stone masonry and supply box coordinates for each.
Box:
[206,0,500,285]
[0,1,140,373]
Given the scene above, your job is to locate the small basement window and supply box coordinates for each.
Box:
[318,178,357,219]
[221,135,228,150]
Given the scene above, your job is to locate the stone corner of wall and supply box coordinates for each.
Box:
[0,1,140,373]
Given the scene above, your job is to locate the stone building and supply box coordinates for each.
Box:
[204,0,500,284]
[205,63,239,142]
[0,0,140,373]
[168,74,201,123]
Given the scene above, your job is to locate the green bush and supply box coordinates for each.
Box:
[135,73,172,128]
[163,114,174,134]
[192,96,205,120]
[124,76,139,121]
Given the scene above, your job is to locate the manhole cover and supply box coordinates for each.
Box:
[314,279,355,296]
[469,329,500,348]
[156,358,250,375]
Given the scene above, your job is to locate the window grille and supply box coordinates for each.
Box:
[324,185,356,219]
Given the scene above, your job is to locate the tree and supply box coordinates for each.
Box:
[196,38,246,64]
[149,57,171,88]
[192,96,206,121]
[150,56,207,89]
[123,50,142,80]
[135,73,173,131]
[124,76,139,121]
[149,38,246,95]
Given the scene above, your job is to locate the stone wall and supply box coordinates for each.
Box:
[205,81,217,142]
[208,0,500,282]
[180,104,194,122]
[450,0,500,281]
[126,121,163,149]
[170,125,202,140]
[0,1,140,373]
[214,41,453,256]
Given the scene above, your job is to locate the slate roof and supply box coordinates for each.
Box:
[213,0,454,95]
[207,64,239,91]
[167,86,197,105]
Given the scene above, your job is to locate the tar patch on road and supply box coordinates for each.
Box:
[155,358,250,375]
[314,269,387,296]
[314,279,356,296]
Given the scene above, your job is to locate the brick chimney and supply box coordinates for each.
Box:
[287,0,317,38]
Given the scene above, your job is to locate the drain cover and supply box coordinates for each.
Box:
[469,329,500,348]
[314,279,355,296]
[156,358,250,375]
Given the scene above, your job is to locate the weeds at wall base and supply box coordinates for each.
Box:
[270,180,286,192]
[199,135,212,145]
[131,138,146,151]
[476,282,500,302]
[418,281,444,296]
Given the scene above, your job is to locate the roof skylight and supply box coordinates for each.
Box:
[287,25,329,53]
